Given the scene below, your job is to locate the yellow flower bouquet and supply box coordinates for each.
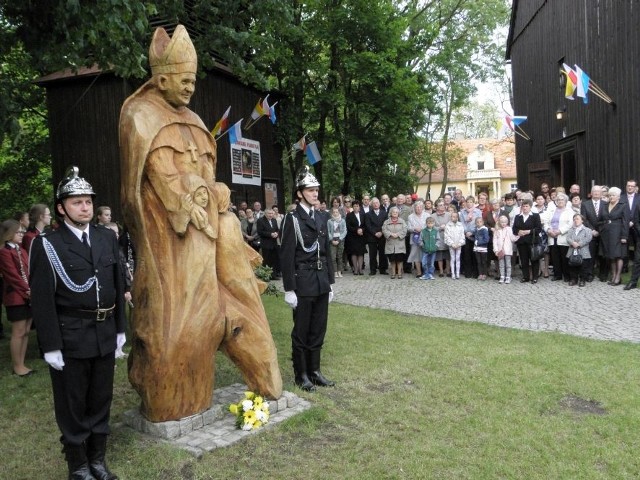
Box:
[229,391,270,431]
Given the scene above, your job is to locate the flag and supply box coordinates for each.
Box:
[228,119,243,144]
[269,101,278,124]
[511,115,527,126]
[306,141,322,165]
[211,106,231,136]
[292,135,306,152]
[250,94,270,120]
[563,63,578,100]
[574,65,591,104]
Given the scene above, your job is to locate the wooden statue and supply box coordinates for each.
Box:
[119,25,282,422]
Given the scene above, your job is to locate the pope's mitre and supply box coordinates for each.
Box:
[149,24,197,75]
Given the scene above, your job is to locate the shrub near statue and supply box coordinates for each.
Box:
[119,25,281,422]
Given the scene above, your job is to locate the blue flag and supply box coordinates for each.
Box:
[228,119,243,144]
[306,141,322,165]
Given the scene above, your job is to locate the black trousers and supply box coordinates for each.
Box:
[261,246,280,276]
[462,238,478,278]
[291,293,329,356]
[49,353,115,446]
[550,244,570,280]
[517,242,539,281]
[629,237,640,284]
[367,239,388,273]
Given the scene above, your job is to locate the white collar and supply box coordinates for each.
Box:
[65,221,90,243]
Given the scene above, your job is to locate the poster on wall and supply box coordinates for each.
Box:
[231,138,261,186]
[264,182,278,209]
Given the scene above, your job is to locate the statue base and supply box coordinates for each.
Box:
[121,383,311,456]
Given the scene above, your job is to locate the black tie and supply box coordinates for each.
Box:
[310,209,314,220]
[82,232,91,252]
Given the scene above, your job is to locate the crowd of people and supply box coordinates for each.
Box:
[230,180,640,292]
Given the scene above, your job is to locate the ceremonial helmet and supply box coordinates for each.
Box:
[56,166,96,201]
[295,165,321,190]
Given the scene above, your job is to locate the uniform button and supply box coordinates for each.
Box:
[95,269,99,273]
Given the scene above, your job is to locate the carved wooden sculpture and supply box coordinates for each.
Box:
[119,25,282,422]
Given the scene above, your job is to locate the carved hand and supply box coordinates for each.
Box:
[190,205,208,229]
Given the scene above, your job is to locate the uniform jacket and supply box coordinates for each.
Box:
[280,204,335,296]
[256,216,280,250]
[29,223,126,358]
[0,243,30,306]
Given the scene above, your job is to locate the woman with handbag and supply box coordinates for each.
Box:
[240,208,259,251]
[566,214,592,286]
[544,193,573,282]
[407,201,428,278]
[513,198,542,283]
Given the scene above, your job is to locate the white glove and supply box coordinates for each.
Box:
[284,291,298,309]
[44,350,65,371]
[115,333,127,359]
[328,286,334,303]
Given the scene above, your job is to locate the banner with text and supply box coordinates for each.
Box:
[231,138,261,186]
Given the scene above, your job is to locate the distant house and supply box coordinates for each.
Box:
[506,1,639,193]
[416,138,517,201]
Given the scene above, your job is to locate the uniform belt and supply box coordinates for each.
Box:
[296,260,326,270]
[58,305,115,322]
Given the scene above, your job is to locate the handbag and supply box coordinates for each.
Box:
[568,248,583,266]
[412,232,421,246]
[529,229,544,262]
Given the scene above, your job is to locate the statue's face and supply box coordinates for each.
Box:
[159,72,196,108]
[194,187,209,207]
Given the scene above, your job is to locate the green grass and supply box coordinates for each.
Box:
[1,298,640,479]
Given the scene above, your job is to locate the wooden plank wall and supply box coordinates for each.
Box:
[509,0,640,192]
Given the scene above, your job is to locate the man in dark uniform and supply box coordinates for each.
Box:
[30,166,126,480]
[280,166,335,392]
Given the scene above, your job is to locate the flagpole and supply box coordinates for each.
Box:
[515,125,531,141]
[215,128,230,141]
[588,82,613,104]
[245,115,264,131]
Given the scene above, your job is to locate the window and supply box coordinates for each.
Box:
[447,186,457,194]
[510,183,518,192]
[478,161,485,170]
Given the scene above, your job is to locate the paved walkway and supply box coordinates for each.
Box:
[319,271,640,343]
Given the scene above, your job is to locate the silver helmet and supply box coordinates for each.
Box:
[295,165,320,190]
[56,166,96,200]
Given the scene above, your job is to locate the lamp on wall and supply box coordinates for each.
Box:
[556,106,567,120]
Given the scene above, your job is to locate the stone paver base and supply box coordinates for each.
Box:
[122,383,311,457]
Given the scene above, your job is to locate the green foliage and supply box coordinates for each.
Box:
[0,39,52,220]
[254,264,279,296]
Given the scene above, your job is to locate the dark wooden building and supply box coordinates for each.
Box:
[36,63,283,223]
[506,0,639,194]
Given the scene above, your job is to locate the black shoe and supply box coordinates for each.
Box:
[623,282,637,291]
[531,279,538,284]
[380,270,388,275]
[309,370,335,387]
[520,278,529,283]
[90,461,118,480]
[578,280,585,287]
[550,277,561,281]
[586,276,594,282]
[13,370,36,377]
[369,272,376,276]
[295,375,317,392]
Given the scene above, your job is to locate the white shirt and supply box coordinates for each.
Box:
[65,220,90,246]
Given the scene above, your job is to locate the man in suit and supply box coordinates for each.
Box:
[622,179,639,273]
[257,208,281,279]
[30,167,126,480]
[581,185,606,282]
[365,197,388,275]
[280,166,335,392]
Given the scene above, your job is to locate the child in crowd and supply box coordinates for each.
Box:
[420,217,438,280]
[565,213,592,287]
[444,211,465,279]
[473,217,490,280]
[492,215,518,284]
